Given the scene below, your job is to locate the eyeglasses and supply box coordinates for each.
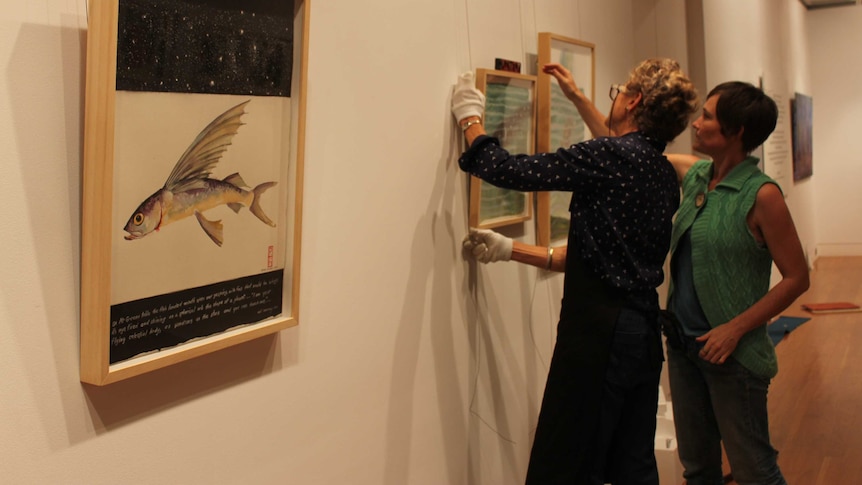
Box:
[609,84,628,101]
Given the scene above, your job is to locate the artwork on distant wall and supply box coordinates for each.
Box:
[761,86,793,190]
[791,92,813,182]
[80,0,310,385]
[535,33,595,247]
[468,69,537,229]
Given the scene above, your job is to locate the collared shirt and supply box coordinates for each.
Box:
[459,132,679,292]
[669,228,711,336]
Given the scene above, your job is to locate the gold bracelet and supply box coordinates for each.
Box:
[545,247,554,270]
[460,118,482,131]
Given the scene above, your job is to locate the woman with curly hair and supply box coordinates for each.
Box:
[451,58,698,484]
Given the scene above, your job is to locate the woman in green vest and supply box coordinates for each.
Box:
[662,82,808,485]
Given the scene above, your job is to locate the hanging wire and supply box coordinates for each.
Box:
[464,0,474,70]
[460,0,561,447]
[577,0,583,39]
[467,264,558,445]
[467,271,518,445]
[530,270,551,372]
[468,343,519,444]
[518,0,527,68]
[654,1,660,56]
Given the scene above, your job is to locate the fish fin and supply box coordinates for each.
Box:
[194,211,224,246]
[163,100,251,193]
[174,179,208,192]
[227,203,243,213]
[250,182,278,227]
[223,172,248,188]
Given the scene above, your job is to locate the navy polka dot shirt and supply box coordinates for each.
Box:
[459,132,679,292]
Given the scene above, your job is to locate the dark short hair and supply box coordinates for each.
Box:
[707,82,778,153]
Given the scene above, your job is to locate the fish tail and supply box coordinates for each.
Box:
[250,182,277,227]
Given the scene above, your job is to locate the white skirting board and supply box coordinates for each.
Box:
[656,386,684,485]
[815,243,862,258]
[656,410,684,485]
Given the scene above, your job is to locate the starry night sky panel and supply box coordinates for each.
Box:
[117,0,294,96]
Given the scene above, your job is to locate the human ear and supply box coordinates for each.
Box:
[627,91,643,111]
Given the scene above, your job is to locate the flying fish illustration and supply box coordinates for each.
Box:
[123,100,276,246]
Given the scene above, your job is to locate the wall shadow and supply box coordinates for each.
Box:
[5,21,299,449]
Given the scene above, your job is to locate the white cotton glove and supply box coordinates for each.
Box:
[462,228,512,264]
[451,71,485,124]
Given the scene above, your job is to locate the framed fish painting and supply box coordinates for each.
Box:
[469,69,536,229]
[80,0,309,385]
[535,33,595,247]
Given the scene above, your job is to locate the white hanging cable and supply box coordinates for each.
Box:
[530,270,550,372]
[518,0,527,69]
[459,0,517,445]
[457,0,474,72]
[654,2,660,56]
[467,272,517,444]
[460,0,562,447]
[577,0,583,39]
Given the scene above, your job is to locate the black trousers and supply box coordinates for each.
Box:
[525,305,663,485]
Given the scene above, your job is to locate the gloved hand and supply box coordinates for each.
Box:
[451,71,485,124]
[462,228,512,263]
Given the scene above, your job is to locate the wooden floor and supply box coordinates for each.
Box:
[723,257,862,484]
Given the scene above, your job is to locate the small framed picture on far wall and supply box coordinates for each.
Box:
[791,92,813,182]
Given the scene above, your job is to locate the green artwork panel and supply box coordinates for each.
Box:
[550,92,586,150]
[548,89,581,242]
[548,51,587,243]
[479,81,532,222]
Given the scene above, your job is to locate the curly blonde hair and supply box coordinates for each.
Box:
[624,58,699,143]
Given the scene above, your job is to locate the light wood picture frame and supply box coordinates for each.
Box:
[81,0,310,385]
[536,33,595,247]
[469,68,537,229]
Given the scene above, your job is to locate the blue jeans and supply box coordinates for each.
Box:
[591,308,663,485]
[666,335,786,485]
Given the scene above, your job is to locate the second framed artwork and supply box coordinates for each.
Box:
[535,33,595,247]
[468,69,537,229]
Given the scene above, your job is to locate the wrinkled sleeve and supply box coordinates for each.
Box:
[458,135,620,192]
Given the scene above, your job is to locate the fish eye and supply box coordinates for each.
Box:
[133,213,144,225]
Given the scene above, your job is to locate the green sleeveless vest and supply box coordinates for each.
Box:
[670,158,779,378]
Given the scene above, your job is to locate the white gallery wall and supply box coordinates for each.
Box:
[698,0,820,266]
[805,3,862,256]
[0,0,852,484]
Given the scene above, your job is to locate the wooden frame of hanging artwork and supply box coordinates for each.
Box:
[469,68,536,229]
[536,33,595,247]
[80,0,310,385]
